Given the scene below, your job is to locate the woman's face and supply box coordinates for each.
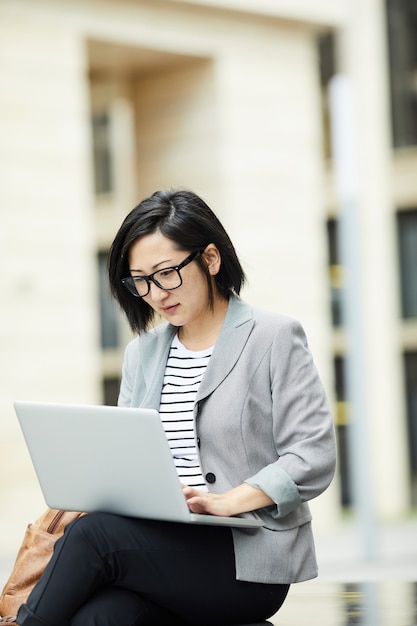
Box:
[127,231,220,329]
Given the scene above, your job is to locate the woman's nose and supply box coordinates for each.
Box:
[148,281,168,302]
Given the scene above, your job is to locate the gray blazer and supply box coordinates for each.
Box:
[118,295,336,583]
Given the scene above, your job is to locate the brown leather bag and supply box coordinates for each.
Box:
[0,508,85,618]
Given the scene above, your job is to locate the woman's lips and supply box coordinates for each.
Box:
[161,304,179,315]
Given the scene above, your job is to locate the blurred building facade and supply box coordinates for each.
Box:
[0,0,416,559]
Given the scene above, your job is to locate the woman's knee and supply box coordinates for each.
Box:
[63,512,117,541]
[55,512,121,560]
[70,587,170,626]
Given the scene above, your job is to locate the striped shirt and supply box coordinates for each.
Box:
[159,334,211,491]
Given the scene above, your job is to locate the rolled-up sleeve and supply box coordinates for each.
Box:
[245,464,302,519]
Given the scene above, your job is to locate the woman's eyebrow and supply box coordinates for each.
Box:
[129,259,174,273]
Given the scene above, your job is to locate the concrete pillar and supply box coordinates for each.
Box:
[0,6,99,556]
[336,0,409,518]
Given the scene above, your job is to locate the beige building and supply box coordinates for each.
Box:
[0,0,416,563]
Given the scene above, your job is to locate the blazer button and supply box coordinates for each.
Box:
[205,472,216,484]
[197,437,201,448]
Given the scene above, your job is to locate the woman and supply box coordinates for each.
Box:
[16,189,336,626]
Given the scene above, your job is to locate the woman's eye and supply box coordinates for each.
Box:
[158,269,175,279]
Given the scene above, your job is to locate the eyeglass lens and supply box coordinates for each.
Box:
[133,268,181,296]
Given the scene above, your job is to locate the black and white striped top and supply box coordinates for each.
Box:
[159,334,211,491]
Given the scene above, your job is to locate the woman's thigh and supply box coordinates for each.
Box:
[70,513,289,625]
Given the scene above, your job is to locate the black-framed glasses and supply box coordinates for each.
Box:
[121,250,202,298]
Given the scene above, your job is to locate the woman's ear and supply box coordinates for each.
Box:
[202,243,221,276]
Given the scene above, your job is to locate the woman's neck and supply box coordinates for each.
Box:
[177,298,229,351]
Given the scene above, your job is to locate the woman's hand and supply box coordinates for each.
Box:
[181,483,274,517]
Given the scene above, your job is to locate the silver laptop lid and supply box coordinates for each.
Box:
[14,401,263,529]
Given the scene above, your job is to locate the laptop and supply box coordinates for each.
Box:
[14,401,263,530]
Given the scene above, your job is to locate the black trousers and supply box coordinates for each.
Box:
[16,513,289,626]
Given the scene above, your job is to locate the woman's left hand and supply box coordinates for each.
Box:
[181,482,274,517]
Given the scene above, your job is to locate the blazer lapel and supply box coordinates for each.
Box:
[132,323,176,408]
[196,296,254,401]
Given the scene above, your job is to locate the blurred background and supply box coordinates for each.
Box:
[1,0,416,599]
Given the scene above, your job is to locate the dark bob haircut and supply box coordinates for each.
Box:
[108,189,246,334]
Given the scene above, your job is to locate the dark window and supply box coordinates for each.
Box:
[103,377,121,406]
[318,32,336,159]
[334,357,352,508]
[318,31,336,87]
[404,352,417,505]
[397,210,417,318]
[327,218,344,326]
[91,113,113,194]
[386,0,417,147]
[98,251,120,349]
